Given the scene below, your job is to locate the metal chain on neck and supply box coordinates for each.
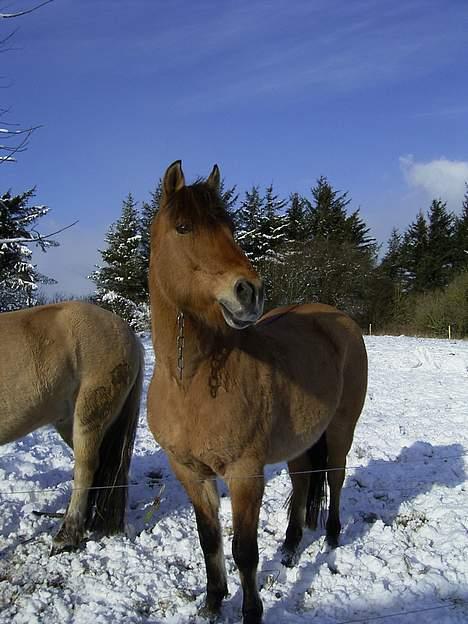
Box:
[176,311,185,381]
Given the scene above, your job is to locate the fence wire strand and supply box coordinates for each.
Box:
[337,599,467,624]
[0,450,466,499]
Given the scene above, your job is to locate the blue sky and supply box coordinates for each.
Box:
[2,0,468,295]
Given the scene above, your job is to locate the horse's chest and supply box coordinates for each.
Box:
[147,377,248,472]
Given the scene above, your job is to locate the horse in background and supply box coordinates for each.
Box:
[147,161,367,624]
[0,301,143,552]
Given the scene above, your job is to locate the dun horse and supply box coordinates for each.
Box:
[147,161,367,623]
[0,301,143,552]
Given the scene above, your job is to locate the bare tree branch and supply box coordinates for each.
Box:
[0,219,79,246]
[0,27,19,45]
[0,0,54,19]
[0,125,38,162]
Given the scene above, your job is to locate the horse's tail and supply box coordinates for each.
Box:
[305,432,328,529]
[86,339,144,535]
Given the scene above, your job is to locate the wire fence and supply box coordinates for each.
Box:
[0,450,466,498]
[337,600,468,624]
[0,449,467,623]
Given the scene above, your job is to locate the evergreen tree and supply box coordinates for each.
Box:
[286,193,309,243]
[380,228,404,282]
[376,228,408,326]
[307,176,351,242]
[140,181,162,298]
[400,211,430,292]
[306,176,374,251]
[260,184,288,263]
[235,186,265,263]
[290,176,377,318]
[0,189,57,311]
[426,199,455,289]
[219,180,238,216]
[454,185,468,273]
[90,193,147,326]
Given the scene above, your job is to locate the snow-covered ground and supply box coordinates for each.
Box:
[0,335,467,623]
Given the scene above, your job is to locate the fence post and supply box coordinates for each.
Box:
[448,324,451,340]
[369,323,372,336]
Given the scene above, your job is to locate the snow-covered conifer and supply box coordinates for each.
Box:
[0,189,57,311]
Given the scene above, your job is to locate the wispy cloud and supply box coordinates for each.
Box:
[400,156,468,210]
[155,0,468,111]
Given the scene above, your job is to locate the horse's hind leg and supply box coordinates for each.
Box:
[52,394,110,553]
[325,419,356,548]
[281,453,311,567]
[170,458,228,618]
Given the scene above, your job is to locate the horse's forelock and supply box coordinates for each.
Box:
[164,182,233,231]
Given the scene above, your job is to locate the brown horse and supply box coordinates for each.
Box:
[0,301,143,552]
[147,161,367,623]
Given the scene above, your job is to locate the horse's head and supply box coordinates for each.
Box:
[150,161,264,331]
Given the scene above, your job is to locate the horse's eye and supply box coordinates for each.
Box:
[176,223,192,234]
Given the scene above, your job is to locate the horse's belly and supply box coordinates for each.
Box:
[0,375,70,445]
[266,396,337,465]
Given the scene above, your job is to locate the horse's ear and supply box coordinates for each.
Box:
[163,160,185,198]
[207,164,221,191]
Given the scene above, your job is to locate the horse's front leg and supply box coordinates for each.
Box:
[227,464,264,624]
[170,458,228,618]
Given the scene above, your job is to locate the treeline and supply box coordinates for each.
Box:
[1,178,467,337]
[89,177,468,337]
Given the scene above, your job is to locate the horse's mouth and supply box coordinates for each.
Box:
[219,302,256,330]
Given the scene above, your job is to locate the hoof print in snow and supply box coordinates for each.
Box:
[362,511,379,524]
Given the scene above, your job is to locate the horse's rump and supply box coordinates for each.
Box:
[0,301,143,548]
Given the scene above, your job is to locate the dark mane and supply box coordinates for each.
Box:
[165,181,234,230]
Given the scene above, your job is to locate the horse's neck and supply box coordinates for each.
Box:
[150,290,233,381]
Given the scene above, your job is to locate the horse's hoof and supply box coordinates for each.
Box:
[326,533,339,549]
[242,608,263,624]
[280,545,298,568]
[198,604,221,622]
[49,541,76,556]
[51,528,82,555]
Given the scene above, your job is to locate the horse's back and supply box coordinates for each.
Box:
[0,302,141,443]
[256,302,366,377]
[251,303,367,462]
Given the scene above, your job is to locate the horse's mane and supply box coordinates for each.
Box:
[164,181,234,231]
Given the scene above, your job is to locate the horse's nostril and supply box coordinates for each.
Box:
[235,279,255,307]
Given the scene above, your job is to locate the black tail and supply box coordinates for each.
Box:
[86,343,144,534]
[305,432,328,529]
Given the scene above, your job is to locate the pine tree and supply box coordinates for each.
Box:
[0,189,57,311]
[291,176,377,318]
[306,176,374,251]
[235,186,264,264]
[219,180,238,216]
[90,193,147,326]
[140,181,162,298]
[400,211,430,293]
[286,193,309,243]
[426,199,455,289]
[260,184,288,263]
[454,185,468,273]
[307,176,350,242]
[380,228,404,282]
[376,228,408,326]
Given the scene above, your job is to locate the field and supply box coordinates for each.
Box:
[0,335,467,623]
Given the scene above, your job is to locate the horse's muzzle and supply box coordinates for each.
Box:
[218,279,264,329]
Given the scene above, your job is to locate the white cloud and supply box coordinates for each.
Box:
[400,155,468,209]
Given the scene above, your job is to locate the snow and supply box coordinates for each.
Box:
[0,335,467,623]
